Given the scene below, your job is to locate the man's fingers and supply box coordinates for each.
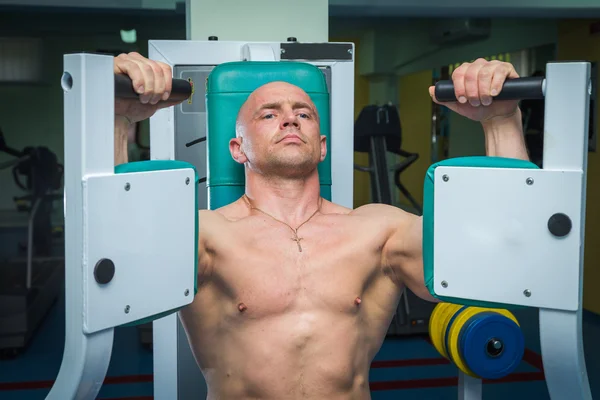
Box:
[159,63,173,101]
[115,52,174,105]
[146,60,166,105]
[114,55,146,95]
[123,53,154,103]
[464,58,488,107]
[451,63,469,105]
[429,85,459,113]
[490,63,520,98]
[478,62,498,106]
[126,52,170,104]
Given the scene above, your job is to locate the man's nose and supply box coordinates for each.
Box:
[281,112,299,129]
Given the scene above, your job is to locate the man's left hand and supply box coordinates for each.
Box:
[429,58,520,123]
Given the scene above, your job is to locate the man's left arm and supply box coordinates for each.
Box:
[382,212,438,302]
[384,59,531,301]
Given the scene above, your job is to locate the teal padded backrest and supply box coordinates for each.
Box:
[206,61,331,209]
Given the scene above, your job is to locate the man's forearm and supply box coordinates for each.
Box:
[115,116,130,165]
[481,108,529,160]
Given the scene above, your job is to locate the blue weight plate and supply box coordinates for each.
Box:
[459,312,525,380]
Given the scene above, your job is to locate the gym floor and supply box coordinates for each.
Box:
[1,292,599,400]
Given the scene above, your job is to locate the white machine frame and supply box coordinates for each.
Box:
[432,62,593,399]
[147,40,356,399]
[47,53,197,400]
[49,44,592,400]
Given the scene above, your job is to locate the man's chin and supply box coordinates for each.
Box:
[266,158,318,177]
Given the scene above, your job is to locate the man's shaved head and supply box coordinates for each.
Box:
[229,80,327,180]
[236,81,319,137]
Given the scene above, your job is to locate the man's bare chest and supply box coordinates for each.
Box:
[208,220,386,319]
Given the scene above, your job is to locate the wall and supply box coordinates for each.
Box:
[358,18,558,77]
[556,20,600,315]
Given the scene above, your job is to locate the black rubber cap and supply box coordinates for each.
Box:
[287,37,297,42]
[548,213,572,237]
[208,36,218,41]
[94,258,115,284]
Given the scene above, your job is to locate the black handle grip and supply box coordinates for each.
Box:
[115,74,192,102]
[434,76,545,102]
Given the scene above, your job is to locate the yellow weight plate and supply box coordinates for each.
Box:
[428,303,442,345]
[437,303,463,359]
[447,307,486,377]
[489,308,520,327]
[428,303,447,357]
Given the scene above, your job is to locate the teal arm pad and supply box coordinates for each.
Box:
[422,156,540,309]
[114,160,199,327]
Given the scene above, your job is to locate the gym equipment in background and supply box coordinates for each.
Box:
[425,62,592,399]
[353,104,432,337]
[354,104,423,214]
[0,129,64,358]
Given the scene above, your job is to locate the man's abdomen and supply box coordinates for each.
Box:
[194,310,373,400]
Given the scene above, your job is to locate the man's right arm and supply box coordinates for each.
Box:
[114,116,131,165]
[112,52,213,284]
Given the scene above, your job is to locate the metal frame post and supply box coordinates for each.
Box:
[46,53,116,400]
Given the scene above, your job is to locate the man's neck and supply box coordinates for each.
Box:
[244,171,322,226]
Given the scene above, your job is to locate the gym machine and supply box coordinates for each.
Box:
[424,63,592,398]
[46,52,198,400]
[48,40,592,399]
[0,129,64,358]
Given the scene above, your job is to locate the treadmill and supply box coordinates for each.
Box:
[0,129,64,358]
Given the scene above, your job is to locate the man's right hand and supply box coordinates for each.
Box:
[114,52,183,124]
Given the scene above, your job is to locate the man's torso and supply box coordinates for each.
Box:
[179,200,405,399]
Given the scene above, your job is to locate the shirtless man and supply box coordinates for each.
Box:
[113,52,529,399]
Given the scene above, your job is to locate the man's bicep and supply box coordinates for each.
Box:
[197,210,214,281]
[384,214,437,303]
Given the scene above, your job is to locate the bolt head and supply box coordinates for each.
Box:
[124,305,130,313]
[526,178,534,185]
[186,177,190,185]
[185,289,190,296]
[125,183,131,191]
[523,289,531,297]
[441,281,448,288]
[442,175,449,182]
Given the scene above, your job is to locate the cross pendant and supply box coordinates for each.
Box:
[291,233,303,252]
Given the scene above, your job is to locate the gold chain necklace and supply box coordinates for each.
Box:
[242,194,322,252]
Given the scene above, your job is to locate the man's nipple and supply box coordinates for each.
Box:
[238,302,247,312]
[355,296,362,306]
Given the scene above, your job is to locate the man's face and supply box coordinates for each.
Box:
[231,81,326,179]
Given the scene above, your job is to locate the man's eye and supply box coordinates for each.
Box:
[299,113,310,119]
[263,114,274,119]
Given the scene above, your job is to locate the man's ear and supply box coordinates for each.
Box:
[319,135,327,162]
[229,137,247,164]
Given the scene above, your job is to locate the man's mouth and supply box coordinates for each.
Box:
[278,133,303,143]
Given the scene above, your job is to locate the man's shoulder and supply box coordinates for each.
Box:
[350,203,407,218]
[198,199,248,224]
